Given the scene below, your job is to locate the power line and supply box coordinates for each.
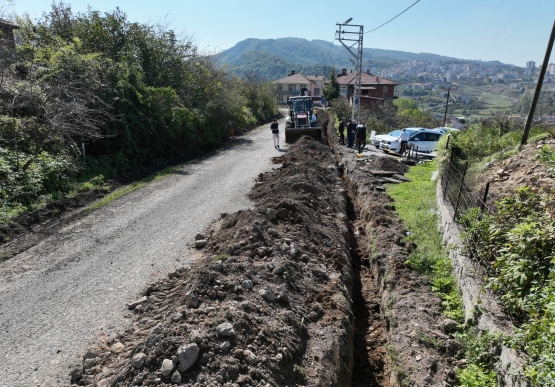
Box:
[322,31,338,76]
[468,0,505,59]
[492,0,542,59]
[324,32,337,63]
[364,0,421,34]
[480,0,524,60]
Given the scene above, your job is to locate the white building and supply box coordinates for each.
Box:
[273,70,326,104]
[524,61,535,76]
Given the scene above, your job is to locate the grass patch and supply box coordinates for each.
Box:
[84,165,183,213]
[386,345,410,387]
[386,161,463,322]
[387,161,497,386]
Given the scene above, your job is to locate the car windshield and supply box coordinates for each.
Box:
[389,130,402,136]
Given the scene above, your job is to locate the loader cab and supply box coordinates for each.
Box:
[287,97,314,128]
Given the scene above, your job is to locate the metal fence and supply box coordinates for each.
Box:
[441,139,493,220]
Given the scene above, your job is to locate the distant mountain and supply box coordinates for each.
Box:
[216,37,477,80]
[220,50,335,80]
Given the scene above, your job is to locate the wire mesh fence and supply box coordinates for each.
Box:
[441,143,494,221]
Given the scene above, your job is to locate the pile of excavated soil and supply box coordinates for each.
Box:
[468,138,555,205]
[328,121,460,387]
[72,137,355,387]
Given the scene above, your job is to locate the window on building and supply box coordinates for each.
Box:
[314,88,320,95]
[288,85,296,91]
[340,86,347,96]
[382,86,389,93]
[278,85,283,91]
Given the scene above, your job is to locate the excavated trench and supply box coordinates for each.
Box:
[346,193,389,387]
[71,114,460,387]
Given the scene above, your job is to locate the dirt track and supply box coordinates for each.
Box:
[1,112,464,387]
[0,121,286,387]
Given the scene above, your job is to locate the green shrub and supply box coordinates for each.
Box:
[536,144,555,175]
[460,187,555,385]
[457,364,497,387]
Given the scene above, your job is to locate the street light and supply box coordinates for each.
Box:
[344,18,353,24]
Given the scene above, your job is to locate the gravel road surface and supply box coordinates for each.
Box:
[0,120,285,387]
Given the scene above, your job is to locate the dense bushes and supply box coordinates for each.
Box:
[437,115,553,162]
[460,188,555,386]
[0,3,278,222]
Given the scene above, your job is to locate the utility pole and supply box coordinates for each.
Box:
[441,86,457,126]
[336,18,363,123]
[521,18,555,146]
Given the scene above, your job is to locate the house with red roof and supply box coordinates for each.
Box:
[335,68,399,109]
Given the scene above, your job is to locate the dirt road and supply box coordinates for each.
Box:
[0,120,283,387]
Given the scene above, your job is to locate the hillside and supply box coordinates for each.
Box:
[216,37,480,80]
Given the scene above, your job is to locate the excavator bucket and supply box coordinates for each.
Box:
[285,127,322,143]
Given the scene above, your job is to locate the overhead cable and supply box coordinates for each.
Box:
[468,0,505,59]
[492,0,543,58]
[365,0,421,34]
[480,0,524,60]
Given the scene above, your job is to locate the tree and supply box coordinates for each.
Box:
[394,98,418,112]
[323,68,339,101]
[329,97,350,121]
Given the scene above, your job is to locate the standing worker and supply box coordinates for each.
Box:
[356,121,367,154]
[338,117,346,145]
[271,118,280,149]
[397,128,409,155]
[347,119,357,147]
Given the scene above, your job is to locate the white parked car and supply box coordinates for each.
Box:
[431,126,460,134]
[379,128,445,153]
[371,128,421,148]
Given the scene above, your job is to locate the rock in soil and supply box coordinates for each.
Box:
[73,137,355,387]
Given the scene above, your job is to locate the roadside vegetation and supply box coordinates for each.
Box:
[435,118,555,386]
[0,3,278,223]
[387,161,502,387]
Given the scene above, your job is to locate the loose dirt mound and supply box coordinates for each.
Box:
[367,157,409,175]
[72,137,355,387]
[469,139,555,205]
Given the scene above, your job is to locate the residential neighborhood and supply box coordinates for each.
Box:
[274,68,399,109]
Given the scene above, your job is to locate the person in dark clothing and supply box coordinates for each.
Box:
[270,119,280,149]
[356,122,367,154]
[338,117,346,144]
[347,119,357,147]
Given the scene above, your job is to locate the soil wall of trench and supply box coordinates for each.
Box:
[72,113,465,387]
[326,117,460,387]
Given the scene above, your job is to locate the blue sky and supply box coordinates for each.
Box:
[11,0,555,67]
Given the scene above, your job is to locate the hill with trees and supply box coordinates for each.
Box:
[216,37,483,80]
